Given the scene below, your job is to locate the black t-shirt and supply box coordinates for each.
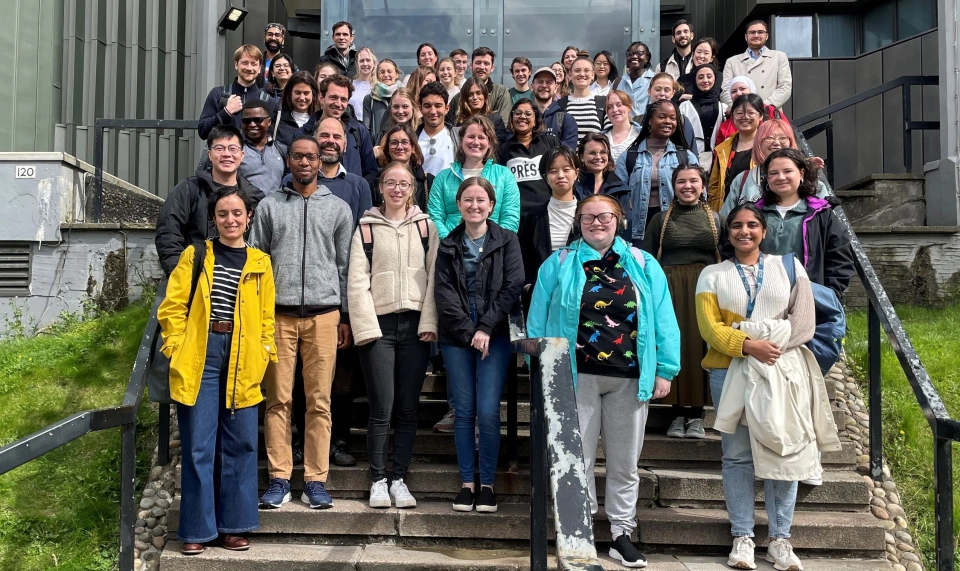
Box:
[210,240,247,322]
[576,250,639,377]
[725,149,753,196]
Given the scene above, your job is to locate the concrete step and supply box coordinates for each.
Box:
[166,499,885,554]
[653,468,869,511]
[159,541,893,571]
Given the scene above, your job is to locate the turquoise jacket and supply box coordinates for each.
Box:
[427,159,521,239]
[526,237,681,402]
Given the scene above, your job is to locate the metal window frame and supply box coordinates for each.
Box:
[0,242,33,297]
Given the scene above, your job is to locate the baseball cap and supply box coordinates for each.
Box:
[532,67,557,81]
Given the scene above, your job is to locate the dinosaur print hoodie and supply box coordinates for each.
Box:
[576,249,639,377]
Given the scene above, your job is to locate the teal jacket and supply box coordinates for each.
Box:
[526,237,681,402]
[427,159,521,239]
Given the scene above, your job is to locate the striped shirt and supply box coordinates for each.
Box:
[566,95,611,143]
[210,241,247,322]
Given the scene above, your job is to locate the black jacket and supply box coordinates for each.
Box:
[516,197,579,286]
[155,169,265,275]
[197,79,275,140]
[434,221,525,346]
[319,45,358,78]
[498,133,561,213]
[575,170,631,241]
[365,164,434,213]
[275,107,307,147]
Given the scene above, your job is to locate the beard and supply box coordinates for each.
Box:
[266,40,282,53]
[295,174,317,185]
[320,143,342,165]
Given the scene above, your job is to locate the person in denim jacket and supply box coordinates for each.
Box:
[615,99,699,246]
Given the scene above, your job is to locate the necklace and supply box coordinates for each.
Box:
[468,233,487,253]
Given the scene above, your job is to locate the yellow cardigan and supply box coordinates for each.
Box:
[158,241,277,409]
[708,134,756,213]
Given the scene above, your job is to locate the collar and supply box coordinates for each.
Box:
[244,136,275,149]
[747,46,766,59]
[762,198,808,214]
[318,164,348,179]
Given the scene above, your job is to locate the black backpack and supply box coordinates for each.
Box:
[219,82,272,109]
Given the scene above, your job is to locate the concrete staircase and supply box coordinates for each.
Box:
[159,368,892,570]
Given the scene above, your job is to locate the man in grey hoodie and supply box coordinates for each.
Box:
[249,135,354,510]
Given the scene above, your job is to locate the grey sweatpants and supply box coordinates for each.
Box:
[576,373,649,539]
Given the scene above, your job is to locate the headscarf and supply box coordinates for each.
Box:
[690,63,721,105]
[373,81,401,101]
[728,75,756,100]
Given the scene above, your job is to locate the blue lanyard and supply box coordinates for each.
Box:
[734,254,764,319]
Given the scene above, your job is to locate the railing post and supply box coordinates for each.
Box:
[868,303,883,481]
[825,125,835,187]
[529,355,549,571]
[933,434,955,571]
[902,85,913,172]
[119,422,136,571]
[158,403,170,466]
[93,122,105,223]
[507,360,518,472]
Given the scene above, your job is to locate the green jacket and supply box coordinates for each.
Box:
[427,159,521,239]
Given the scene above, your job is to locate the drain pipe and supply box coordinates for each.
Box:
[926,0,960,226]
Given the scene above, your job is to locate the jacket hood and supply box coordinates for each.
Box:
[277,184,333,200]
[359,205,428,225]
[602,121,643,136]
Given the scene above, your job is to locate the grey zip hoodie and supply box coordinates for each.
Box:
[249,184,354,316]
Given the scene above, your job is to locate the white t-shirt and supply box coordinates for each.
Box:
[548,197,578,251]
[291,111,311,128]
[420,128,455,176]
[776,199,801,218]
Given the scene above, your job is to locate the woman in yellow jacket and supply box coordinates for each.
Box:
[158,185,276,555]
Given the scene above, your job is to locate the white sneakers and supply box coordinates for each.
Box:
[766,538,803,571]
[390,479,417,508]
[727,536,757,569]
[369,478,418,508]
[369,478,391,508]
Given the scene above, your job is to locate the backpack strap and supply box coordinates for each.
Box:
[186,241,207,317]
[555,111,565,134]
[737,170,750,204]
[783,252,797,290]
[415,218,430,255]
[595,95,607,126]
[360,223,375,268]
[625,138,642,175]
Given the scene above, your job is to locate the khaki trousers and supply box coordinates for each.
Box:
[264,312,339,482]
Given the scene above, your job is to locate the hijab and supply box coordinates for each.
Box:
[690,64,721,105]
[728,75,757,100]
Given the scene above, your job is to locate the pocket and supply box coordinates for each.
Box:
[406,268,427,302]
[370,271,397,305]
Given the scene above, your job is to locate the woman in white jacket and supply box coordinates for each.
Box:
[348,161,439,510]
[695,202,838,571]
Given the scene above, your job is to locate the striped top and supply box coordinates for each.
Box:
[566,95,611,143]
[210,240,247,322]
[694,254,816,370]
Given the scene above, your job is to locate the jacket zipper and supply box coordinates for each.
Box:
[300,195,308,316]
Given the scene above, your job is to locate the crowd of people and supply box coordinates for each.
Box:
[153,18,855,570]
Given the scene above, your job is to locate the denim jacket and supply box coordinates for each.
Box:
[614,139,700,241]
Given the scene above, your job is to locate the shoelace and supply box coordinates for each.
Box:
[773,540,792,560]
[266,480,286,495]
[372,480,388,495]
[734,538,753,557]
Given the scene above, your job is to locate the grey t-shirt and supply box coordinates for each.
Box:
[462,232,487,301]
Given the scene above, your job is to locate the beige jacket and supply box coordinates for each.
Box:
[714,318,841,481]
[721,47,792,109]
[347,206,439,346]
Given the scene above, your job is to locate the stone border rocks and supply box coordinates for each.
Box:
[134,408,181,571]
[830,357,925,571]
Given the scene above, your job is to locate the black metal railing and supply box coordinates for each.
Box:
[93,118,200,222]
[793,75,940,185]
[793,127,959,571]
[0,310,160,571]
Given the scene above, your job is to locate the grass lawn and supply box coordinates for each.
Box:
[0,301,154,571]
[846,303,960,567]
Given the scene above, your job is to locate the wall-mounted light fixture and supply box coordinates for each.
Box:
[217,6,248,34]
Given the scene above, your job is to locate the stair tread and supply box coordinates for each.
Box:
[160,541,893,570]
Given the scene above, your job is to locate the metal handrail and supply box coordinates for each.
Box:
[0,310,159,571]
[793,127,958,571]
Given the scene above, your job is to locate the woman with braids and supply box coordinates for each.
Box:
[615,98,699,247]
[642,165,726,439]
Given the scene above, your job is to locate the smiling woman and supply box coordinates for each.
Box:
[499,98,560,212]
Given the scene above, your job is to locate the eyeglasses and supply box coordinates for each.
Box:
[289,152,319,162]
[381,181,413,191]
[734,111,760,119]
[271,64,291,71]
[512,110,535,118]
[747,30,768,36]
[211,144,242,154]
[388,140,412,148]
[761,136,791,145]
[241,116,268,125]
[594,61,610,68]
[579,212,617,224]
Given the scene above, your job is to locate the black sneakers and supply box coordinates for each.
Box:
[609,535,648,568]
[330,439,357,467]
[452,487,475,512]
[475,486,498,513]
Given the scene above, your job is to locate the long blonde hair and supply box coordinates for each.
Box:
[377,161,417,214]
[353,47,378,82]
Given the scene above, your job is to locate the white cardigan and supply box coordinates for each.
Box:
[714,318,841,481]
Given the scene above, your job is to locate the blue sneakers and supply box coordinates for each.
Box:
[260,478,291,509]
[302,481,333,509]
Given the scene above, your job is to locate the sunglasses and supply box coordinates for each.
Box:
[241,116,268,125]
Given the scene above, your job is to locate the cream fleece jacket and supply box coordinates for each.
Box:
[347,206,439,346]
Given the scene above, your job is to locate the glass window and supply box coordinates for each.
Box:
[345,0,476,74]
[501,0,633,85]
[774,16,813,58]
[863,0,895,52]
[818,14,857,57]
[897,0,936,39]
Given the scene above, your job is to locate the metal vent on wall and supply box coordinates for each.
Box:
[0,244,31,297]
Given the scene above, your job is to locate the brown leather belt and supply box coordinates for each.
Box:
[210,321,234,333]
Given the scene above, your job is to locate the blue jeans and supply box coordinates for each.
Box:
[440,302,511,485]
[177,331,259,543]
[710,368,797,539]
